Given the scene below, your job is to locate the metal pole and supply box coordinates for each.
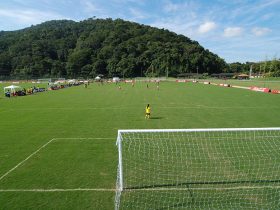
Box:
[117,131,124,191]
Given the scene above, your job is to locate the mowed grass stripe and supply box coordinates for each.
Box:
[2,105,280,111]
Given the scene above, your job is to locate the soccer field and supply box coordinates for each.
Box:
[0,81,280,209]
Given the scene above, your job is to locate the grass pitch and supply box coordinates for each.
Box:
[0,81,280,209]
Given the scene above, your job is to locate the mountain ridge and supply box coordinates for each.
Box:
[0,18,227,78]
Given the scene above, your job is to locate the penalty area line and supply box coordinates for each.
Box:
[0,137,113,182]
[0,188,116,192]
[0,138,56,182]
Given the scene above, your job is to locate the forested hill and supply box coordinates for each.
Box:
[0,18,227,79]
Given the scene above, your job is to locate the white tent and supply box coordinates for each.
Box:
[67,79,77,84]
[4,85,22,93]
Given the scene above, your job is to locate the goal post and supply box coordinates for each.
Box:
[115,128,280,210]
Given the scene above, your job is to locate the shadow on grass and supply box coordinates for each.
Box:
[150,116,164,120]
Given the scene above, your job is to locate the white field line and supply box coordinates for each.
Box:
[0,138,56,181]
[2,185,280,193]
[0,137,114,182]
[55,137,114,140]
[0,188,116,192]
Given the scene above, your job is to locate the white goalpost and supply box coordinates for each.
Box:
[115,128,280,210]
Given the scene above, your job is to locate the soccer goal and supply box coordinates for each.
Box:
[115,128,280,210]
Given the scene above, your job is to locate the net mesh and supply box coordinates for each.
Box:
[115,129,280,209]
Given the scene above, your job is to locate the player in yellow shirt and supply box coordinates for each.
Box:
[145,104,151,119]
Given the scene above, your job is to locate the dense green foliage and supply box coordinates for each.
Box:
[0,18,227,79]
[228,59,280,77]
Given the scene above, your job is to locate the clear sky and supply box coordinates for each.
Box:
[0,0,279,63]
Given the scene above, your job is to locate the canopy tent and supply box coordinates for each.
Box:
[67,79,77,84]
[237,74,249,80]
[4,85,22,93]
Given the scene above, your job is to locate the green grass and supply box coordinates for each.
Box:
[0,81,280,209]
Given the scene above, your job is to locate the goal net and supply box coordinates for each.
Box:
[115,128,280,210]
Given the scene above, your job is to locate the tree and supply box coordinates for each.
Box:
[66,49,91,77]
[0,52,12,76]
[0,18,229,78]
[92,59,107,76]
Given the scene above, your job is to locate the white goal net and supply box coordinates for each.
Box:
[115,128,280,210]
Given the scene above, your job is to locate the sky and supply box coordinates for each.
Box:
[0,0,280,63]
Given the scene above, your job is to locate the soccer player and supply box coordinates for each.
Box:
[145,104,151,119]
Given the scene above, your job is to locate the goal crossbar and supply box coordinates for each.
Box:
[116,127,280,146]
[117,127,280,134]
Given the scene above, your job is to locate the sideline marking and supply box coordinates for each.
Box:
[0,138,56,181]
